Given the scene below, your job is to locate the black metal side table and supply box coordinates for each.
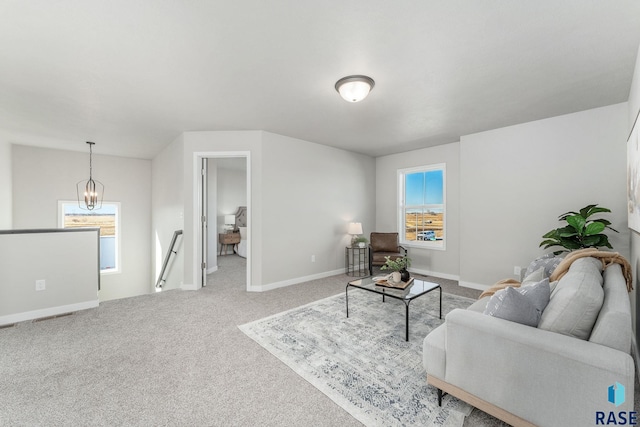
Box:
[345,246,369,277]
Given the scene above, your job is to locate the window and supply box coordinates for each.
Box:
[398,164,445,249]
[59,201,120,273]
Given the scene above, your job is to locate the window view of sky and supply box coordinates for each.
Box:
[405,170,443,205]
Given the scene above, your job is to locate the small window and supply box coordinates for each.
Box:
[398,164,445,249]
[59,201,120,273]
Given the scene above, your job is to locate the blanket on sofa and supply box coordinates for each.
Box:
[479,249,633,299]
[549,248,633,291]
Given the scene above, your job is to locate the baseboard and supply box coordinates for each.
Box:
[457,281,490,291]
[0,300,99,326]
[408,268,459,282]
[206,266,218,274]
[181,283,198,291]
[253,268,345,292]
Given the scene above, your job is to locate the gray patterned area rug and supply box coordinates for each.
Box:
[239,288,475,427]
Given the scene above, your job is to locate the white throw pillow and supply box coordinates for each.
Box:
[238,227,247,240]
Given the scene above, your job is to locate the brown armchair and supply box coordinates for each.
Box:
[368,232,407,276]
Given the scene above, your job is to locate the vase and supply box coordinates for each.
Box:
[400,269,410,282]
[389,271,401,284]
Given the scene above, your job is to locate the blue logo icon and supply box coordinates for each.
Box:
[608,382,625,407]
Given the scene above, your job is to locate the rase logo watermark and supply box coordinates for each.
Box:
[596,382,637,425]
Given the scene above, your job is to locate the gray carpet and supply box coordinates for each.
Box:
[4,256,625,426]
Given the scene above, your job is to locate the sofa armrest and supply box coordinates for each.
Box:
[440,309,634,427]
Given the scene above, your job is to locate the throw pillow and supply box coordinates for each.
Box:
[238,227,247,240]
[521,267,545,286]
[524,253,564,278]
[518,278,551,313]
[483,279,550,327]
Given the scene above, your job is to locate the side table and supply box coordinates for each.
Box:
[219,233,241,255]
[345,246,369,277]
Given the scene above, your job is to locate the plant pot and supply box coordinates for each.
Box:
[400,269,410,282]
[358,242,365,248]
[389,271,402,284]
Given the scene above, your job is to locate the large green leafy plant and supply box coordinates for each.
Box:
[539,204,618,254]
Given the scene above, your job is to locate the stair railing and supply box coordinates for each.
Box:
[155,230,183,289]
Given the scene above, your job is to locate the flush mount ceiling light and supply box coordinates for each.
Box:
[76,141,104,210]
[335,75,375,102]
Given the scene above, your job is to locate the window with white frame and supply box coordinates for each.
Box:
[59,201,120,273]
[398,164,445,249]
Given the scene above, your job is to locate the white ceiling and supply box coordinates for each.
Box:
[1,1,640,159]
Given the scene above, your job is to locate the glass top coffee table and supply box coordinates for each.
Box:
[346,277,441,341]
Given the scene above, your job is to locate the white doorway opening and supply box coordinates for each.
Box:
[192,151,251,291]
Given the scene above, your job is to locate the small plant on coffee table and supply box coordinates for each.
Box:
[381,255,412,282]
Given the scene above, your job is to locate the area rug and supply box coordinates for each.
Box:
[239,288,475,426]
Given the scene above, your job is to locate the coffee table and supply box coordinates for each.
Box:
[345,277,441,341]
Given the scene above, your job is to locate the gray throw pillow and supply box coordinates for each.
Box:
[518,278,551,313]
[525,253,564,278]
[483,279,550,327]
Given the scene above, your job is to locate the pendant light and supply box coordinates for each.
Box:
[335,75,375,102]
[76,141,104,210]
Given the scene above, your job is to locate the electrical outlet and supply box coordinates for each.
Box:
[35,280,46,291]
[311,255,316,262]
[513,266,522,277]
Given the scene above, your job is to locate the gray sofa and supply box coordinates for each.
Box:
[423,256,635,427]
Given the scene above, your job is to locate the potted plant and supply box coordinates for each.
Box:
[539,204,618,255]
[353,236,368,248]
[381,255,412,283]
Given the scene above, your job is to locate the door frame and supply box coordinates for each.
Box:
[192,151,251,291]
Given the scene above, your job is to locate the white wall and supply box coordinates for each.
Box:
[0,140,12,228]
[375,142,461,279]
[261,132,375,286]
[12,145,152,300]
[151,135,184,290]
[176,130,375,291]
[628,43,640,344]
[459,103,629,288]
[0,229,99,325]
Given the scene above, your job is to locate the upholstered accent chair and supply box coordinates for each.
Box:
[368,232,407,276]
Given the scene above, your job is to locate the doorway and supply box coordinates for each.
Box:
[193,151,251,291]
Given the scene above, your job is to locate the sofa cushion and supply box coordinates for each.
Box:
[483,279,550,327]
[589,264,632,353]
[467,296,490,313]
[538,257,604,340]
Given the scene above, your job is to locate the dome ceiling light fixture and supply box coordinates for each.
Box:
[335,75,375,103]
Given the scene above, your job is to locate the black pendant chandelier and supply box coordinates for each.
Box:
[76,141,104,210]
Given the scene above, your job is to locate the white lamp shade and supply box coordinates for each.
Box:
[348,222,363,235]
[335,75,375,103]
[224,215,235,225]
